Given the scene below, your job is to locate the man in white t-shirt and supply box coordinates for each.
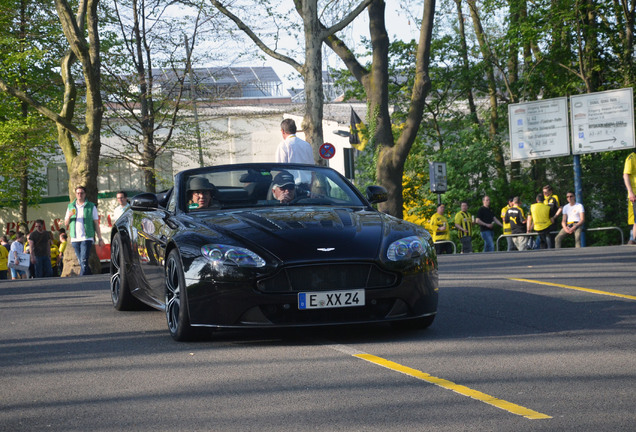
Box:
[113,190,130,221]
[555,191,585,248]
[64,186,104,275]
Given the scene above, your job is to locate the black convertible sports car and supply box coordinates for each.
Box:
[110,163,438,341]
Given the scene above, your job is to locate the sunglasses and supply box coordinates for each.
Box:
[277,185,295,191]
[566,195,575,198]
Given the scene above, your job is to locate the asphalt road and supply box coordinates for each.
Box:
[1,245,635,431]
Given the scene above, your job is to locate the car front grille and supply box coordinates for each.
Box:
[256,263,398,293]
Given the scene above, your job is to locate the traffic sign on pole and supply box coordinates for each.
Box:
[319,143,336,160]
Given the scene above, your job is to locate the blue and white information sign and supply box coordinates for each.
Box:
[508,97,570,161]
[570,88,635,155]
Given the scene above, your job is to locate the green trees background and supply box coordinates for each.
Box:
[339,0,635,247]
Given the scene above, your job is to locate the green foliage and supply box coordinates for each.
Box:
[0,0,64,211]
[0,112,58,208]
[334,0,636,249]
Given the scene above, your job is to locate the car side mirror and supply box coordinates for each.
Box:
[131,193,159,210]
[366,185,388,204]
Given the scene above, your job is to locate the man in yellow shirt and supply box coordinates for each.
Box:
[0,236,9,280]
[454,201,473,253]
[527,194,552,249]
[624,151,636,245]
[543,184,561,248]
[429,204,452,254]
[500,197,516,251]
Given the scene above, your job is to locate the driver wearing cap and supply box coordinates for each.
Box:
[188,177,216,209]
[271,172,296,204]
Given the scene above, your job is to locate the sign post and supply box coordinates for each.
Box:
[429,162,447,205]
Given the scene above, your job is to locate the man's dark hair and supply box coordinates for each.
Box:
[281,118,297,134]
[116,190,127,198]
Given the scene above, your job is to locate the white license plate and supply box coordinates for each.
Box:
[298,289,365,310]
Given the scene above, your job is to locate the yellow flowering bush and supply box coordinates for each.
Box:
[402,172,436,233]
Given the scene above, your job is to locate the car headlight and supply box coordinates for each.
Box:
[201,244,266,268]
[386,236,428,261]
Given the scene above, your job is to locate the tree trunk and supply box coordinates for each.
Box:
[301,0,325,165]
[467,0,507,185]
[454,0,478,121]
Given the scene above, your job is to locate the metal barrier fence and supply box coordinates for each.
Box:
[496,226,625,251]
[434,240,457,254]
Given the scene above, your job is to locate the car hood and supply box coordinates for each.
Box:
[192,207,392,262]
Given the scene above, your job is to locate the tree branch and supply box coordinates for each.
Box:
[209,0,304,73]
[0,78,81,136]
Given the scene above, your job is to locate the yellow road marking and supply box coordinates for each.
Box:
[353,353,552,420]
[509,278,636,301]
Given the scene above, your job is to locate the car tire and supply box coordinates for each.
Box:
[391,314,435,330]
[110,232,145,311]
[165,249,200,341]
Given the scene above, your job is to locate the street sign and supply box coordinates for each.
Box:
[429,162,447,193]
[570,87,635,155]
[508,97,570,161]
[319,142,336,159]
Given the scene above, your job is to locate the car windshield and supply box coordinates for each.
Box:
[184,165,366,212]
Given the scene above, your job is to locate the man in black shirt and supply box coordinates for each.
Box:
[504,197,527,251]
[28,219,53,278]
[475,195,503,252]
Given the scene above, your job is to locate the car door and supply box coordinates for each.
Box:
[134,208,171,305]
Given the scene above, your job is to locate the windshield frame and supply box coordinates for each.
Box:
[174,163,370,214]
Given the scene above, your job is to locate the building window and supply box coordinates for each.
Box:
[46,152,174,197]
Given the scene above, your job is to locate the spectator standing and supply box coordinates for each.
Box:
[623,151,636,245]
[113,191,130,221]
[429,204,452,254]
[9,232,27,280]
[454,201,473,253]
[0,236,9,280]
[275,118,314,164]
[527,194,553,249]
[500,197,517,251]
[543,185,561,248]
[58,233,68,275]
[555,191,585,248]
[504,197,528,251]
[50,243,60,276]
[64,186,105,275]
[475,196,503,252]
[28,219,53,278]
[276,118,314,186]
